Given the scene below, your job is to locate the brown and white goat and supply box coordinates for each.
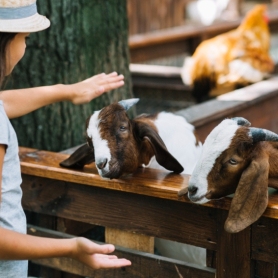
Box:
[60,98,202,178]
[186,117,278,233]
[60,98,205,265]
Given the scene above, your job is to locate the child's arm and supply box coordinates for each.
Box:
[0,227,131,269]
[0,72,124,119]
[0,145,131,269]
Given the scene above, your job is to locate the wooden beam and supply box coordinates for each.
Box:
[21,174,217,250]
[216,210,252,278]
[105,227,154,253]
[252,217,278,263]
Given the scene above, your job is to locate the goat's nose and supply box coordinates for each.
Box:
[96,158,108,169]
[188,185,198,196]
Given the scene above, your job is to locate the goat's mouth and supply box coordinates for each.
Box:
[100,170,121,179]
[188,191,211,204]
[99,167,124,180]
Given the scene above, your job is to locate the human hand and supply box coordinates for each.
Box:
[69,72,124,105]
[70,237,131,269]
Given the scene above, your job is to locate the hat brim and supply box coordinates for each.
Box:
[0,13,50,33]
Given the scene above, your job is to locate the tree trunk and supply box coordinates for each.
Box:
[8,0,133,151]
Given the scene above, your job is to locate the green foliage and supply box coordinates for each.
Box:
[8,0,133,151]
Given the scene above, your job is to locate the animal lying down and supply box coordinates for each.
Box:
[183,117,278,233]
[60,98,206,266]
[60,98,202,178]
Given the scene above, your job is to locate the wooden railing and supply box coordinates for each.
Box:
[20,148,278,277]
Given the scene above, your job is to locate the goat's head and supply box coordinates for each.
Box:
[60,98,183,179]
[187,117,278,233]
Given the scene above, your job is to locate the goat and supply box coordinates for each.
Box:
[60,98,202,177]
[60,98,205,265]
[185,117,278,233]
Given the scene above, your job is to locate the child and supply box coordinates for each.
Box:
[0,0,131,277]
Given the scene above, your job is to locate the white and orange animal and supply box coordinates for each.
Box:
[181,4,275,102]
[186,117,278,233]
[60,98,205,265]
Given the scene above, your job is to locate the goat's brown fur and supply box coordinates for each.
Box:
[207,127,254,199]
[60,102,184,178]
[206,126,278,232]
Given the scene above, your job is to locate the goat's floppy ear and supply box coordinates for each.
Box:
[135,121,184,173]
[224,154,269,233]
[59,143,95,169]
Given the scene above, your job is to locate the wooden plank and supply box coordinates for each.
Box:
[130,63,190,90]
[216,210,251,278]
[19,147,191,201]
[21,174,218,250]
[130,39,191,63]
[127,0,188,36]
[19,147,278,221]
[252,217,278,263]
[253,260,276,278]
[27,225,216,278]
[105,227,154,253]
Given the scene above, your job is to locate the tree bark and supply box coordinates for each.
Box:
[8,0,133,151]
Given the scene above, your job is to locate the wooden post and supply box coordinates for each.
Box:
[105,228,154,253]
[216,210,251,278]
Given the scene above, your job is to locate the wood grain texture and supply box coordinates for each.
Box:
[216,210,251,278]
[252,217,278,263]
[253,260,276,278]
[105,227,154,253]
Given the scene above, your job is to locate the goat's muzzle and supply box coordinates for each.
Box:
[96,158,108,170]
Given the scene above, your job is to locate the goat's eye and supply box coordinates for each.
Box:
[229,158,238,165]
[119,126,127,131]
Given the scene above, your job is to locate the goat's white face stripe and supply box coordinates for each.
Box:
[87,110,111,174]
[189,119,239,203]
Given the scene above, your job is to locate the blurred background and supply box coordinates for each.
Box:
[128,0,278,113]
[9,0,278,151]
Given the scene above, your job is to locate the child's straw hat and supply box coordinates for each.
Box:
[0,0,50,32]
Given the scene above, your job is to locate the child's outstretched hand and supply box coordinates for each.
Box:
[70,237,131,269]
[69,72,125,105]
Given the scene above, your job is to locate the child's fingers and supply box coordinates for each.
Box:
[101,75,124,86]
[100,74,124,85]
[89,243,115,254]
[98,258,132,269]
[101,80,124,92]
[107,71,118,77]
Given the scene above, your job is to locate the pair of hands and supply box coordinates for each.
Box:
[69,72,130,269]
[67,72,130,269]
[71,237,131,269]
[66,72,131,269]
[70,72,125,105]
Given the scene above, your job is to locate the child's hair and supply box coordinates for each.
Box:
[0,33,17,89]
